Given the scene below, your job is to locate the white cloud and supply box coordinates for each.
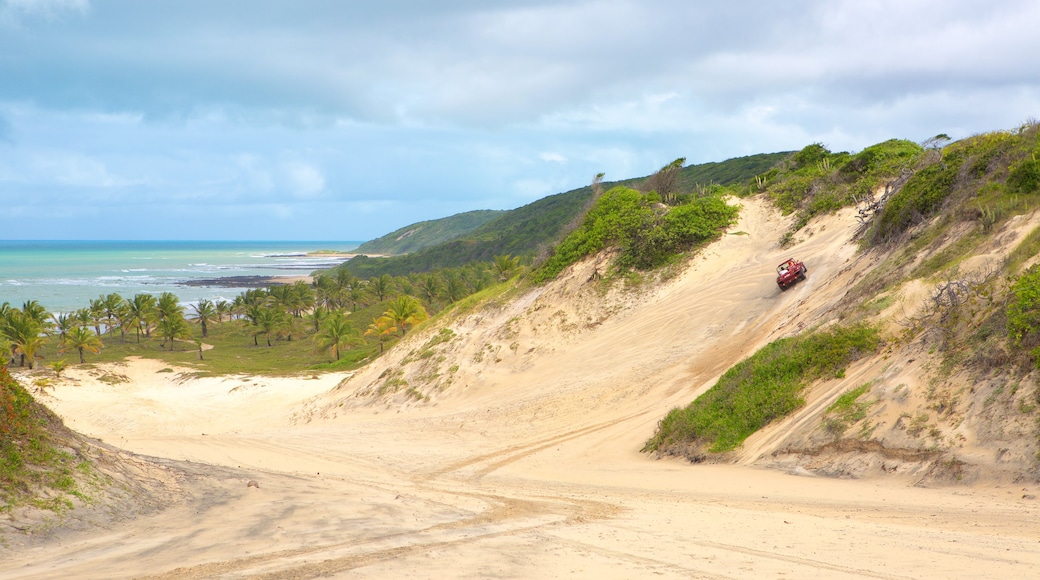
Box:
[284,162,325,198]
[540,152,567,164]
[1,0,88,22]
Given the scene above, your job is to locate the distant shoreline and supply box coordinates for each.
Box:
[180,275,313,288]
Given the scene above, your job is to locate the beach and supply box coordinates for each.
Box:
[5,197,1040,578]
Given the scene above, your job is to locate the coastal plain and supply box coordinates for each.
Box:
[4,198,1040,579]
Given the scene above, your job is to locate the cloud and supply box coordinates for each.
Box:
[2,0,89,17]
[1,1,1039,240]
[284,162,325,198]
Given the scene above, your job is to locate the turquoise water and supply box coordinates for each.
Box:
[0,240,359,313]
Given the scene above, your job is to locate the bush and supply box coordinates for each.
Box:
[1008,154,1040,194]
[535,187,740,281]
[1,366,81,510]
[643,324,882,454]
[1007,265,1040,364]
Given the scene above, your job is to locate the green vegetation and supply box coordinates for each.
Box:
[1,366,83,513]
[354,209,505,255]
[866,127,1040,245]
[0,258,505,377]
[752,139,924,237]
[823,384,873,435]
[535,186,740,282]
[335,153,787,279]
[643,324,882,455]
[1007,265,1040,366]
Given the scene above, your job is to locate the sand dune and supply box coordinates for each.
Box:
[5,197,1040,579]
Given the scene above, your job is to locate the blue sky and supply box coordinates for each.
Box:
[1,0,1038,241]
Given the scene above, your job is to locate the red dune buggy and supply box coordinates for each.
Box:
[776,258,807,291]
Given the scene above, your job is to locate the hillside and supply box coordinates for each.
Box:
[337,151,789,278]
[353,209,505,255]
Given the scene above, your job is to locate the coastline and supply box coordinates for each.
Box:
[180,274,313,288]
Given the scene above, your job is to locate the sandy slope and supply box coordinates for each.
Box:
[5,198,1040,579]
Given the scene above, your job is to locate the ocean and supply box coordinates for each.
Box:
[0,240,360,314]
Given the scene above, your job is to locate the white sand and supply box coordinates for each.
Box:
[5,198,1040,579]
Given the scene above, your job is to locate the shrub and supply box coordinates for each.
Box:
[1007,265,1040,364]
[536,187,739,281]
[643,324,882,454]
[1,366,82,511]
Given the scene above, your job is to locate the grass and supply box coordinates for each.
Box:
[643,323,882,455]
[66,318,375,377]
[1,366,84,513]
[823,383,873,435]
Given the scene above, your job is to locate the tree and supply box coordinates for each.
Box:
[492,255,520,281]
[157,292,182,322]
[61,326,103,363]
[314,312,357,361]
[190,299,217,338]
[215,300,232,323]
[347,280,367,312]
[369,274,394,302]
[51,312,77,342]
[21,300,52,332]
[101,293,124,336]
[4,312,46,369]
[365,315,397,353]
[88,296,105,335]
[644,157,686,205]
[251,307,284,347]
[126,294,158,342]
[49,359,67,378]
[442,272,469,304]
[417,273,442,306]
[157,313,191,351]
[383,295,429,336]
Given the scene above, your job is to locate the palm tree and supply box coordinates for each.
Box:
[365,315,397,354]
[21,300,52,331]
[492,254,520,281]
[101,293,124,335]
[314,275,340,310]
[88,296,105,335]
[157,314,191,351]
[383,295,429,336]
[215,300,232,323]
[190,299,217,338]
[369,274,394,302]
[61,326,103,363]
[314,312,357,360]
[73,308,94,333]
[252,307,284,347]
[4,312,46,369]
[309,305,330,332]
[126,294,158,342]
[442,272,469,304]
[51,312,77,342]
[417,274,442,306]
[157,292,182,322]
[347,281,366,312]
[49,359,67,378]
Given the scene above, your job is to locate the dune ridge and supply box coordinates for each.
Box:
[5,197,1040,578]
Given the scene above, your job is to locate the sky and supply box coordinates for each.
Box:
[1,0,1039,241]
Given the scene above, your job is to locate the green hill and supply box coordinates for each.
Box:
[354,209,505,255]
[336,152,792,279]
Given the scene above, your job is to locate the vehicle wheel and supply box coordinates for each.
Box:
[799,272,806,281]
[778,283,787,291]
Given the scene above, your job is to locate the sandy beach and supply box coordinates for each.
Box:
[5,198,1040,579]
